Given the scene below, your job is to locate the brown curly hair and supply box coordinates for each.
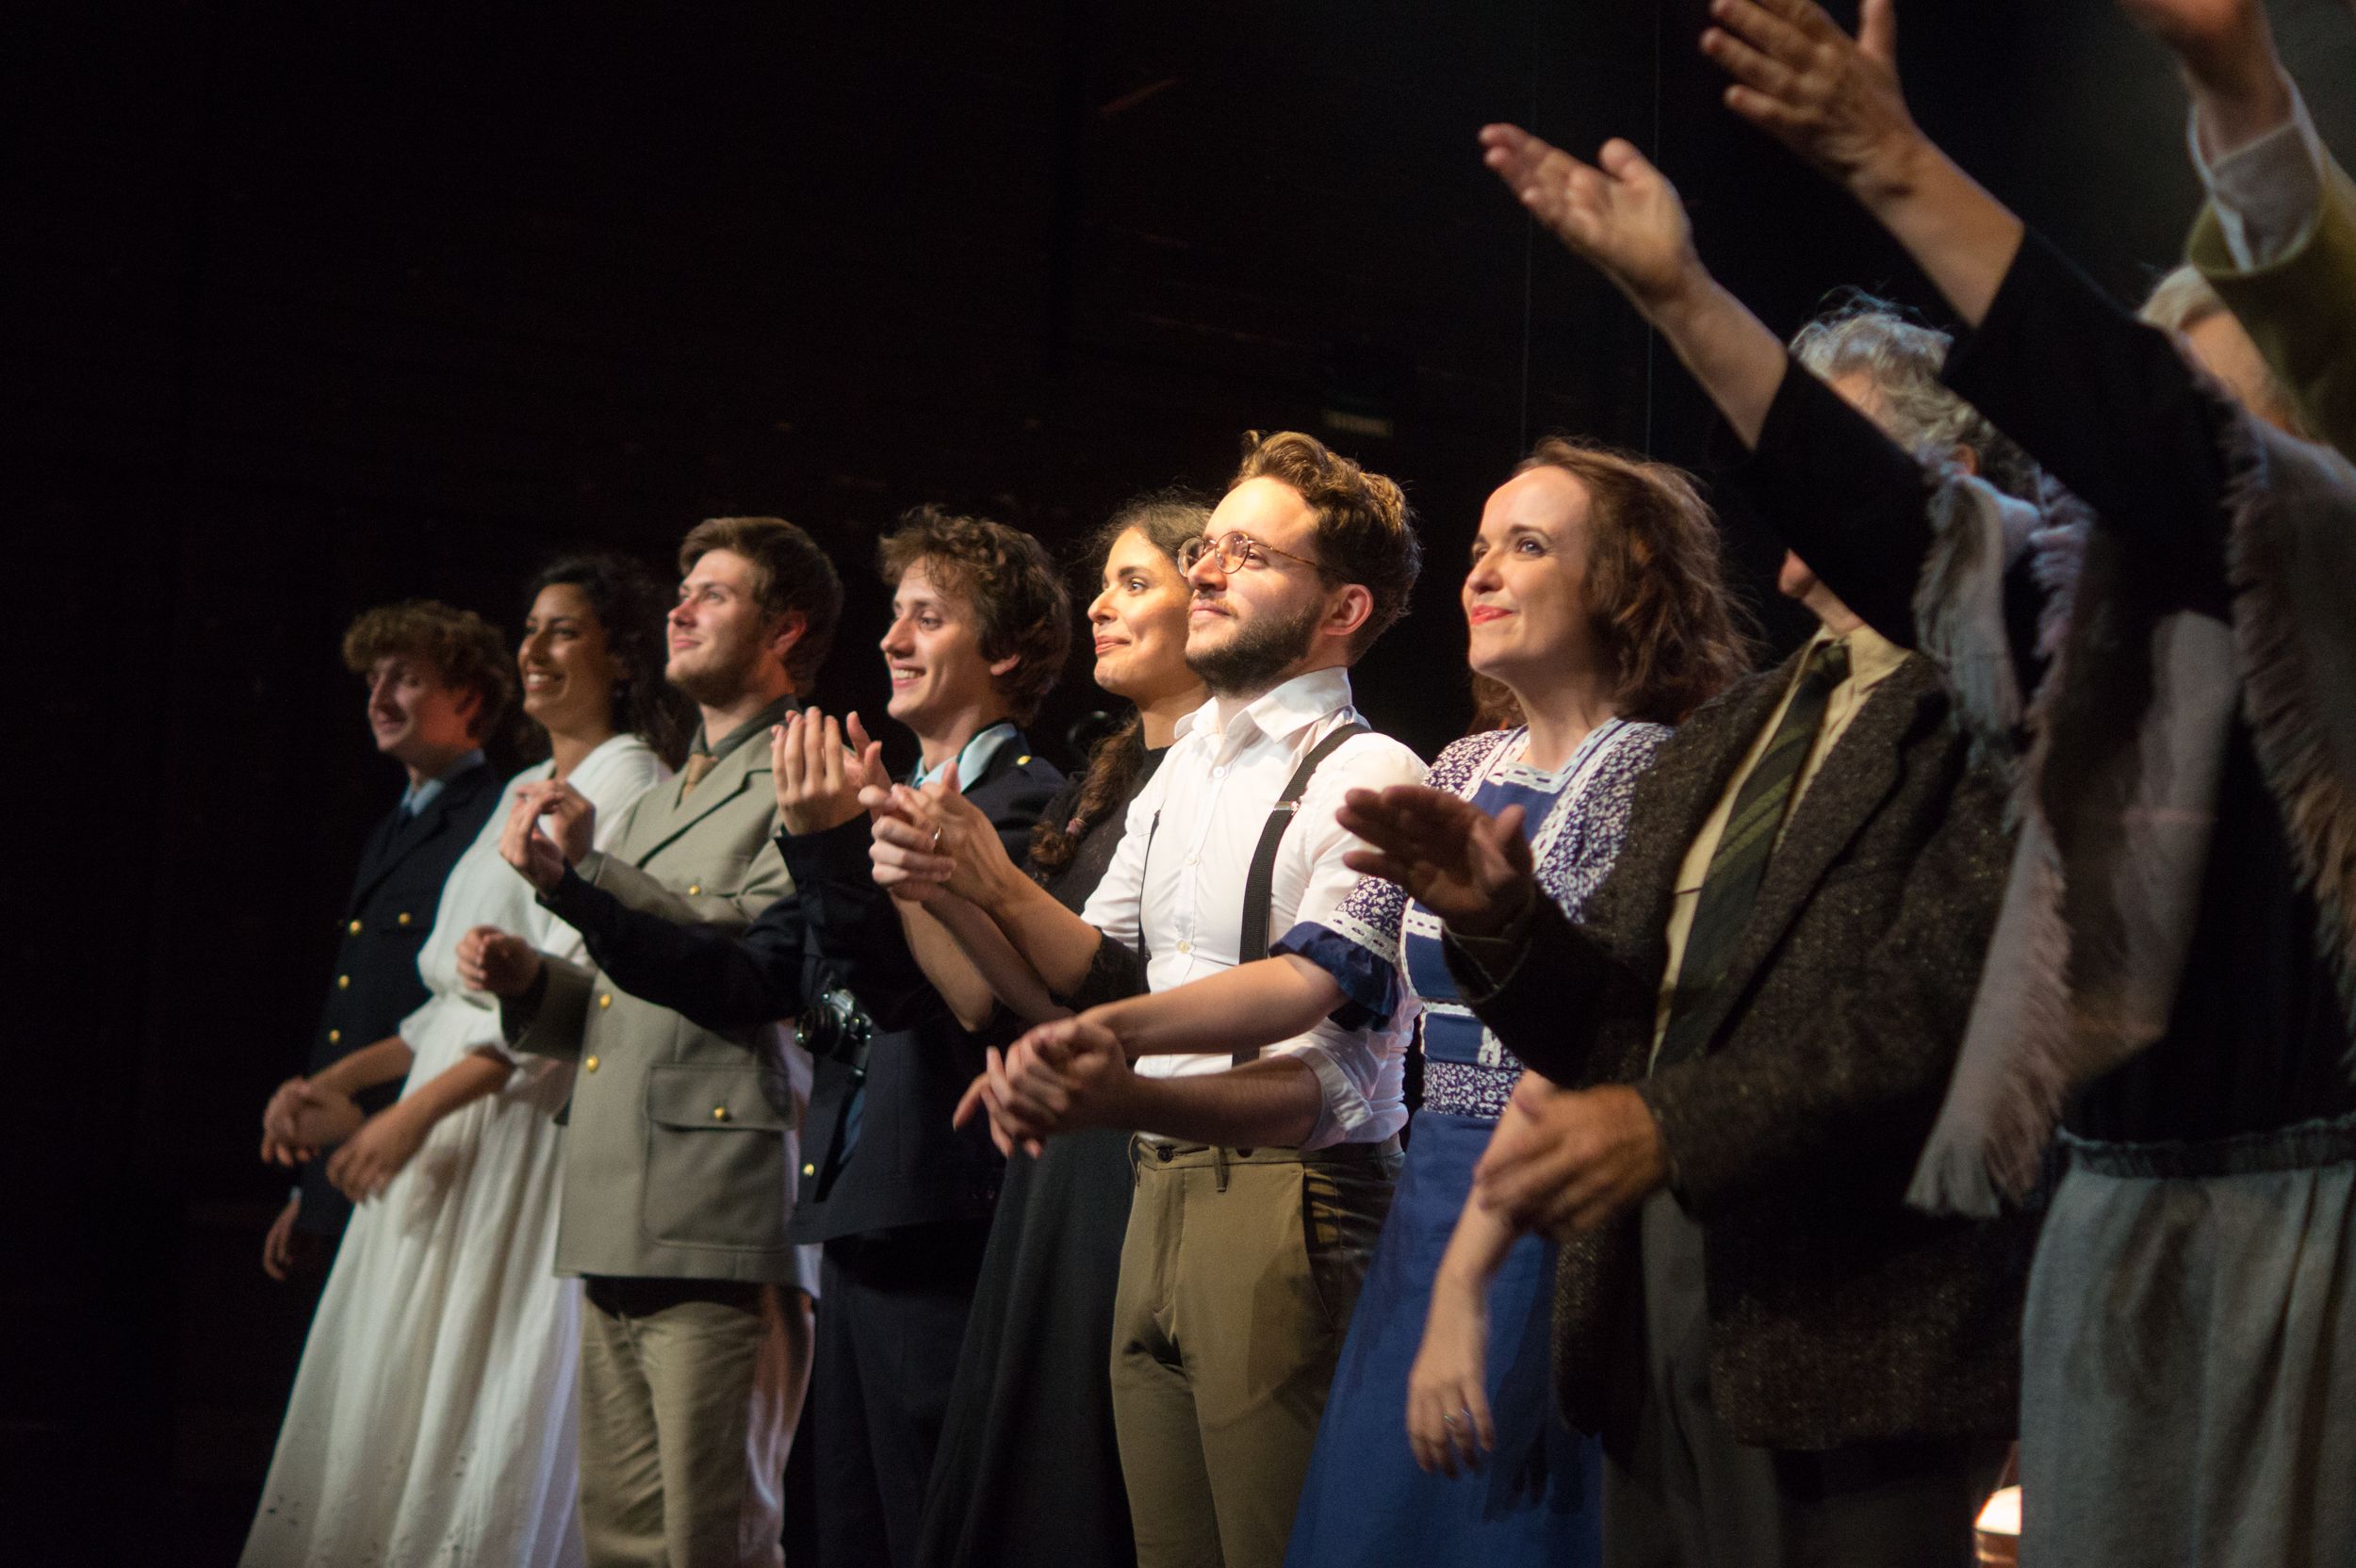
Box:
[1027,492,1211,880]
[1231,431,1421,656]
[341,599,517,745]
[679,515,844,688]
[876,506,1072,725]
[1471,437,1754,729]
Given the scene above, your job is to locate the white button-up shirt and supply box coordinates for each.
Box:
[1078,666,1426,1147]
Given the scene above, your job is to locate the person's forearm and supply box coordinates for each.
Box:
[1433,1177,1522,1294]
[1851,136,2025,331]
[1091,955,1344,1059]
[927,894,1068,1025]
[894,900,1005,1033]
[309,1036,414,1097]
[396,1052,511,1133]
[974,858,1105,998]
[1646,271,1792,449]
[1117,1056,1325,1148]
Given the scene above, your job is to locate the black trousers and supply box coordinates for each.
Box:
[1601,1191,2008,1568]
[812,1221,991,1568]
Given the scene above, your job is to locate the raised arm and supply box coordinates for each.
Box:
[1479,123,1939,644]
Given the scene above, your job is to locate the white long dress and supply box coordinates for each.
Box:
[243,734,667,1568]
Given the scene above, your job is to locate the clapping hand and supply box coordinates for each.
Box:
[1701,0,1922,198]
[865,764,1012,906]
[501,780,596,891]
[456,924,543,997]
[260,1076,365,1166]
[1480,128,1704,314]
[774,708,887,837]
[1335,785,1536,939]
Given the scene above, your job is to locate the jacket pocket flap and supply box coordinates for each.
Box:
[645,1063,791,1132]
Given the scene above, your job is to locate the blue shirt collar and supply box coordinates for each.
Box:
[402,748,485,818]
[912,722,1021,791]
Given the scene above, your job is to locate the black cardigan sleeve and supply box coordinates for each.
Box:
[1943,228,2237,574]
[542,864,809,1033]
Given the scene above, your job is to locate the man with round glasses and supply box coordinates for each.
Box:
[868,430,1427,1568]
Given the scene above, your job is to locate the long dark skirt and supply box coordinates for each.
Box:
[914,1125,1137,1568]
[1283,1109,1602,1568]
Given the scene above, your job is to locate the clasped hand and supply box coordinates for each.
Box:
[260,1076,365,1166]
[950,1015,1133,1156]
[456,924,542,997]
[1473,1076,1669,1241]
[774,707,886,836]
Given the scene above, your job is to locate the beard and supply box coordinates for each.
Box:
[666,634,757,709]
[1185,596,1324,696]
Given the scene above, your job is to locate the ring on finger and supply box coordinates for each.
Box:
[931,827,943,852]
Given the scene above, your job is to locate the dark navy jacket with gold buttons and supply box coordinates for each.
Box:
[298,758,501,1236]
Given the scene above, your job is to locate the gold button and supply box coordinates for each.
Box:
[687,884,701,896]
[712,1105,730,1122]
[802,1162,816,1176]
[397,911,412,926]
[1017,755,1031,765]
[336,974,351,989]
[327,1029,342,1045]
[584,1055,599,1072]
[597,993,612,1009]
[347,919,362,935]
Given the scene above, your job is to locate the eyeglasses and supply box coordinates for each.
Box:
[1178,530,1325,576]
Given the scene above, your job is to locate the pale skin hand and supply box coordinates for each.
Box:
[951,1015,1137,1156]
[455,924,544,997]
[1472,1075,1670,1239]
[1702,0,2024,329]
[500,780,596,892]
[773,707,886,837]
[2116,0,2294,154]
[1404,1103,1533,1477]
[1478,125,1790,448]
[1334,785,1536,939]
[864,764,1021,906]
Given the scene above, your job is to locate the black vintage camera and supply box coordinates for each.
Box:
[796,985,875,1086]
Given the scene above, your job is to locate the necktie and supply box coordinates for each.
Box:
[1652,638,1851,1072]
[679,751,717,796]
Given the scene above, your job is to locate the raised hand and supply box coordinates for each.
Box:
[774,708,887,836]
[456,924,544,997]
[1336,785,1535,938]
[499,781,590,891]
[325,1102,431,1203]
[1471,1077,1668,1240]
[1480,128,1704,312]
[868,764,1018,906]
[2117,0,2290,152]
[1702,0,1922,198]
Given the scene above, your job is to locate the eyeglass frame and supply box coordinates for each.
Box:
[1178,529,1328,578]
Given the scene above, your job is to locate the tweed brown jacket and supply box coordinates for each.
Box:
[1447,647,2036,1451]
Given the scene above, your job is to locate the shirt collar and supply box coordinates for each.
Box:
[913,720,1022,789]
[1806,622,1907,692]
[402,748,485,814]
[1179,666,1356,750]
[692,694,799,768]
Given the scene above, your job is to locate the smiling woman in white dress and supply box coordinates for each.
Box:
[243,554,688,1568]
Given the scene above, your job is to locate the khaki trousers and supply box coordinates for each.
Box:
[578,1278,813,1568]
[1110,1137,1399,1568]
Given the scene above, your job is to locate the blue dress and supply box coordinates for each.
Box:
[1271,718,1667,1568]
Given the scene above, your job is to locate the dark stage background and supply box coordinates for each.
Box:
[9,1,2354,1560]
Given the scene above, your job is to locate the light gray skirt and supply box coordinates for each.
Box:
[2021,1115,2356,1567]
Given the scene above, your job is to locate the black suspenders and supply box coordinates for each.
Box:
[1136,722,1370,1067]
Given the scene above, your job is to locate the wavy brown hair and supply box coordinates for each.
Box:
[1231,430,1421,656]
[678,515,844,688]
[1471,437,1754,730]
[876,506,1072,725]
[342,599,517,747]
[1027,493,1210,880]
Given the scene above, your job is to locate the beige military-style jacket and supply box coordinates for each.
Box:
[510,714,819,1289]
